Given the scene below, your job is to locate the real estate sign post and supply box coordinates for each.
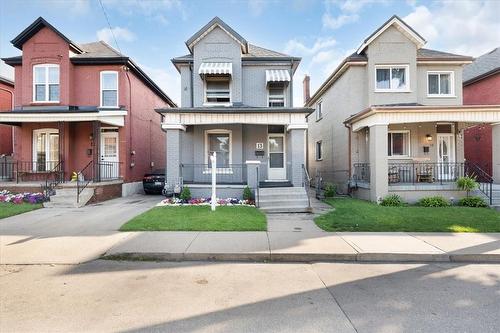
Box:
[210,152,216,211]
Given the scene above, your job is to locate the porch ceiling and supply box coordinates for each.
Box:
[346,105,500,131]
[0,110,127,127]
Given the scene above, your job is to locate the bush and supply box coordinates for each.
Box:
[418,196,450,207]
[380,194,405,207]
[456,176,478,197]
[242,186,253,201]
[323,183,336,198]
[179,186,191,201]
[458,196,488,208]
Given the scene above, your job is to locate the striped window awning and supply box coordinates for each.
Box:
[266,69,291,83]
[198,62,233,75]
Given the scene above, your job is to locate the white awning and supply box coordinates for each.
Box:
[198,62,232,75]
[266,69,291,83]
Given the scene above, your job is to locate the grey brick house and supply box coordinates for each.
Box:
[157,17,313,212]
[305,15,500,205]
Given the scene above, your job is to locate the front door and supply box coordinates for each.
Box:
[268,134,286,180]
[100,130,119,180]
[32,129,59,171]
[437,133,455,180]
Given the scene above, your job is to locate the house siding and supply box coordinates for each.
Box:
[242,64,292,107]
[0,80,14,155]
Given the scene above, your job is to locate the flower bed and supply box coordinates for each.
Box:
[0,190,46,204]
[157,197,255,207]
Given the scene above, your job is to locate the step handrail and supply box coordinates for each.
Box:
[465,161,493,205]
[302,164,312,209]
[77,160,93,204]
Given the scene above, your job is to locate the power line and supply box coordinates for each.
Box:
[97,0,122,55]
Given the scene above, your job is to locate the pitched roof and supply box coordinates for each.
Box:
[0,75,14,87]
[185,17,248,53]
[463,47,500,85]
[356,15,426,54]
[417,48,472,61]
[75,41,125,58]
[11,17,83,53]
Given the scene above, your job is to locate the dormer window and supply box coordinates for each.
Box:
[205,77,230,104]
[375,65,409,92]
[33,64,59,102]
[268,83,285,107]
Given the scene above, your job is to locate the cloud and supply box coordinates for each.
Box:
[139,64,181,106]
[404,0,500,57]
[44,0,90,15]
[102,0,187,24]
[248,0,268,16]
[322,0,388,29]
[96,27,136,44]
[284,37,337,56]
[322,13,359,29]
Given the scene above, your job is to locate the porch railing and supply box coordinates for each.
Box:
[0,159,65,183]
[180,164,247,185]
[353,163,370,185]
[95,161,122,182]
[388,162,466,185]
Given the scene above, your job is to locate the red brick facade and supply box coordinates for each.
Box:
[0,79,14,155]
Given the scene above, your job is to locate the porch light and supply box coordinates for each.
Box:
[426,134,432,142]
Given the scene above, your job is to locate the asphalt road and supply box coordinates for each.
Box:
[1,261,499,332]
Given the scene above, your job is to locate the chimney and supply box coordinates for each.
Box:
[303,74,310,105]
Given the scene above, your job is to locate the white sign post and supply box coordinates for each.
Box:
[210,152,217,211]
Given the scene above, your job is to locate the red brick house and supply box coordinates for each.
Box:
[463,47,500,175]
[0,76,14,155]
[0,17,175,204]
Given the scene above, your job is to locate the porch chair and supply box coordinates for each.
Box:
[388,166,400,183]
[416,164,434,183]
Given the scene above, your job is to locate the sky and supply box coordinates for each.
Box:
[0,0,499,106]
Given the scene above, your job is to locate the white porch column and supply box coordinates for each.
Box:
[369,124,388,202]
[492,124,500,184]
[287,125,307,187]
[162,124,186,192]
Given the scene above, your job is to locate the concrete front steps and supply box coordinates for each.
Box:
[474,185,500,210]
[43,187,94,208]
[258,186,311,213]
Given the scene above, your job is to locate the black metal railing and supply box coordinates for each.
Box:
[353,163,370,184]
[313,169,349,198]
[256,166,260,207]
[0,160,64,183]
[388,162,466,185]
[77,160,94,204]
[465,161,493,205]
[302,164,312,208]
[180,164,247,185]
[0,156,14,180]
[95,161,122,182]
[41,161,65,199]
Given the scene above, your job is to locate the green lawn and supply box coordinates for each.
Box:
[315,198,500,232]
[120,205,267,231]
[0,202,42,219]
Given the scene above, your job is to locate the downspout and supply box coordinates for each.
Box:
[289,60,293,107]
[0,87,14,156]
[124,66,133,176]
[190,62,194,107]
[344,123,352,192]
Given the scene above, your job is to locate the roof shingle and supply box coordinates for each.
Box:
[463,47,500,84]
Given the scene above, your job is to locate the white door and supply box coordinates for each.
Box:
[100,131,119,180]
[268,134,286,180]
[437,133,455,180]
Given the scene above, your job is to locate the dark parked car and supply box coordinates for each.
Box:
[142,169,165,194]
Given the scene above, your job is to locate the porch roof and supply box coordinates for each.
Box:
[345,104,500,131]
[0,109,127,127]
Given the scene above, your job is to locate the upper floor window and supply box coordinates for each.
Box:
[316,101,323,121]
[428,71,454,97]
[268,83,285,107]
[388,130,410,157]
[375,65,409,92]
[100,71,118,108]
[205,77,230,104]
[33,64,59,102]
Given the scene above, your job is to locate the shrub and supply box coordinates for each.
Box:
[458,196,488,208]
[456,176,478,197]
[242,186,253,201]
[324,183,336,198]
[418,196,450,207]
[179,186,191,201]
[380,194,405,207]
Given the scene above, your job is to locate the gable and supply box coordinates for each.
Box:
[186,17,248,54]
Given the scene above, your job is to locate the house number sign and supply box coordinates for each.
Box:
[256,142,264,150]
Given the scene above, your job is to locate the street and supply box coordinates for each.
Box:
[1,261,499,332]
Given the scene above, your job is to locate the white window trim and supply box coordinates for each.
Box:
[32,64,60,103]
[203,77,232,106]
[427,71,455,98]
[100,71,119,108]
[32,128,59,171]
[204,129,233,172]
[267,84,286,108]
[316,100,323,121]
[388,130,411,158]
[315,140,323,161]
[374,64,410,93]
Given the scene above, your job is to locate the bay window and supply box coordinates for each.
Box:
[375,65,409,91]
[428,71,454,97]
[100,71,118,107]
[388,131,410,157]
[33,64,59,102]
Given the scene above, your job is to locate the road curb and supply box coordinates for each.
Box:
[102,252,500,263]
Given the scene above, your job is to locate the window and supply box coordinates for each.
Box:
[315,141,322,160]
[32,129,59,172]
[205,77,230,104]
[268,83,285,107]
[388,131,410,157]
[428,72,454,97]
[33,64,59,102]
[375,65,409,91]
[316,101,323,121]
[100,71,118,107]
[205,130,231,167]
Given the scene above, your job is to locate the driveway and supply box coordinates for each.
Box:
[0,195,160,264]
